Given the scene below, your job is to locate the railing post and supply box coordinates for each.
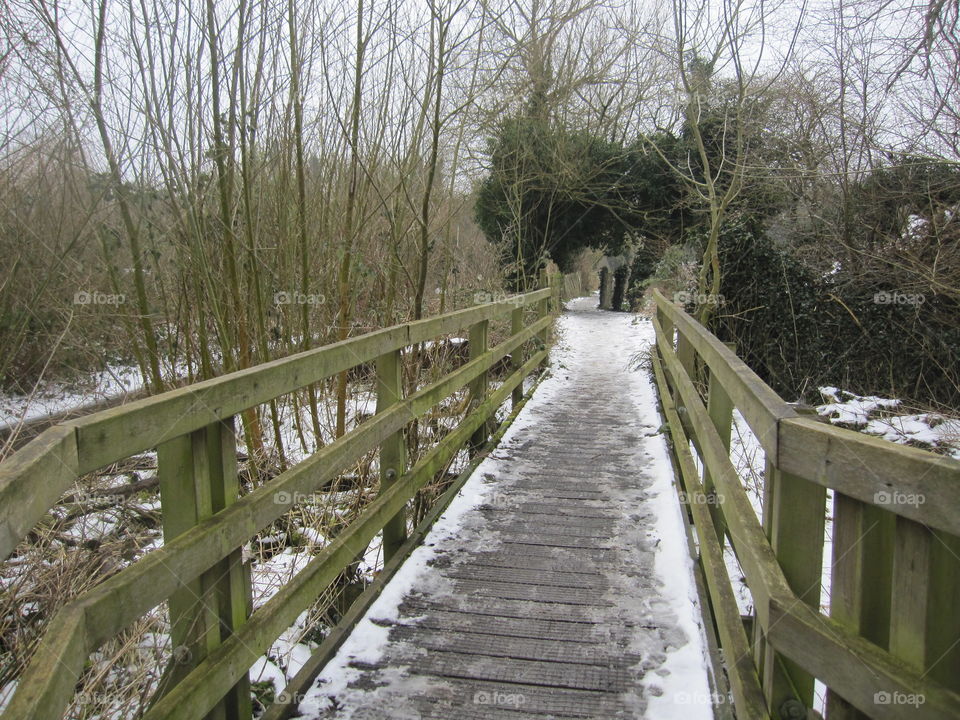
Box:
[157,417,252,720]
[759,421,825,716]
[825,495,894,719]
[703,344,734,542]
[376,348,407,561]
[511,306,524,410]
[538,270,550,369]
[468,319,490,454]
[888,519,960,690]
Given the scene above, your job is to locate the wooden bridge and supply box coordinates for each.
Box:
[1,278,959,720]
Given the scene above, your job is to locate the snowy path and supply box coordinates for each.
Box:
[294,295,715,720]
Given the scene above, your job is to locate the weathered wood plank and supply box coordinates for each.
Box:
[762,464,825,713]
[376,348,407,560]
[41,289,550,477]
[825,493,894,720]
[0,425,78,560]
[468,319,490,454]
[653,289,796,458]
[889,518,960,691]
[778,415,960,535]
[651,348,770,720]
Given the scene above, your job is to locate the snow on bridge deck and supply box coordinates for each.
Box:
[293,295,716,720]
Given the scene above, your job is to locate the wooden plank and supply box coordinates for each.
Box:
[59,288,552,475]
[376,348,407,560]
[0,605,89,720]
[889,519,960,691]
[825,493,894,719]
[762,464,825,713]
[0,425,78,560]
[778,416,960,535]
[652,289,795,458]
[510,307,524,410]
[468,319,490,454]
[767,598,960,720]
[703,351,734,543]
[155,420,251,719]
[651,349,770,719]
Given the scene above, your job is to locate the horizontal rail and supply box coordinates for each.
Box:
[652,289,795,458]
[1,288,556,720]
[779,416,960,536]
[0,289,551,561]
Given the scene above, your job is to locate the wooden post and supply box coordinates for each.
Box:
[511,306,524,410]
[703,350,733,543]
[157,417,252,720]
[468,319,490,454]
[375,348,407,561]
[825,494,895,719]
[761,457,826,716]
[673,333,696,434]
[537,270,550,369]
[889,518,960,691]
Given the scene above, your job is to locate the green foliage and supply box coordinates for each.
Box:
[710,214,960,406]
[474,117,683,289]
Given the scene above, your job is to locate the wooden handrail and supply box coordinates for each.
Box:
[0,286,558,720]
[0,289,552,562]
[651,290,960,720]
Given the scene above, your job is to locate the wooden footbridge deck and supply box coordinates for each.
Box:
[287,296,712,719]
[2,277,960,720]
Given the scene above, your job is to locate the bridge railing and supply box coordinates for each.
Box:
[0,284,560,720]
[651,289,960,720]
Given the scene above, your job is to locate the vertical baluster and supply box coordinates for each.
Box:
[157,417,252,719]
[889,518,960,692]
[511,306,524,410]
[826,494,894,718]
[703,345,734,542]
[468,319,490,454]
[761,457,825,715]
[376,348,407,561]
